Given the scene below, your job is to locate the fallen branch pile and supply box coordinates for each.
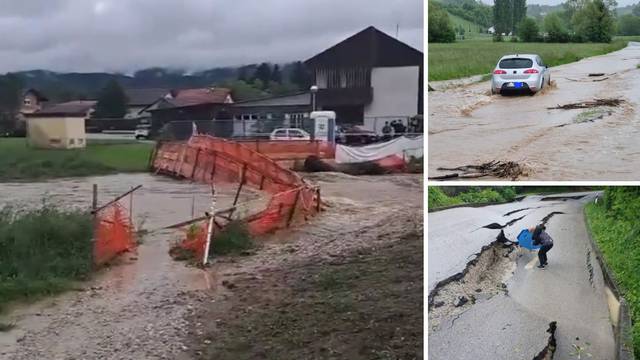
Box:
[547,98,624,110]
[429,160,527,180]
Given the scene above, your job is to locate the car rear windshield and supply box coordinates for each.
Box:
[499,58,534,69]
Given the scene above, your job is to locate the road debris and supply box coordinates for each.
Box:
[547,98,624,110]
[430,160,528,180]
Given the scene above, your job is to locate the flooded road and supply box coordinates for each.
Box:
[429,42,640,180]
[0,173,266,359]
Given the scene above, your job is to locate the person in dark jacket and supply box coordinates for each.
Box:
[531,224,554,268]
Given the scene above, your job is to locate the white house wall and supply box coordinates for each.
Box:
[364,66,419,132]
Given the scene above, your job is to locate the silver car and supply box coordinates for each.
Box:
[491,54,550,95]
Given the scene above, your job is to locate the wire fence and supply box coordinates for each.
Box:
[159,115,423,141]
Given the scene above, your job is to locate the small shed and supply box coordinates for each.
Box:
[26,101,96,149]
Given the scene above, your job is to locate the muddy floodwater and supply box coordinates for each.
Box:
[429,42,640,180]
[0,173,266,359]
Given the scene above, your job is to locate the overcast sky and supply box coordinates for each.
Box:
[0,0,423,74]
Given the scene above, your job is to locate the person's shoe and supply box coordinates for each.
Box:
[537,264,546,269]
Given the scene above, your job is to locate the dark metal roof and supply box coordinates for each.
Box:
[233,91,310,107]
[305,26,423,68]
[125,88,170,106]
[28,100,96,117]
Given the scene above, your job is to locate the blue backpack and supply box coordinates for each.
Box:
[518,229,541,250]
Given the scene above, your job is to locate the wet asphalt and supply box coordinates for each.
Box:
[428,193,615,359]
[429,42,640,180]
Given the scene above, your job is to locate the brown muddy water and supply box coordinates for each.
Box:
[0,173,267,359]
[429,42,640,180]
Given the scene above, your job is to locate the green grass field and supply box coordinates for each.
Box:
[0,206,93,313]
[429,36,640,81]
[0,138,154,181]
[585,200,640,356]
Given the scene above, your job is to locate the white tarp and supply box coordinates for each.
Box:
[335,135,424,163]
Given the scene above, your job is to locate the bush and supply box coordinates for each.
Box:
[0,206,93,310]
[428,187,462,210]
[211,221,253,255]
[618,14,640,36]
[518,17,540,42]
[544,13,570,42]
[429,1,456,43]
[573,0,615,42]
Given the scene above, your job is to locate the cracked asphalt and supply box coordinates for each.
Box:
[428,193,615,359]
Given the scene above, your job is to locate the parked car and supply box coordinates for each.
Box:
[336,125,379,145]
[134,124,151,140]
[491,54,550,95]
[269,128,311,141]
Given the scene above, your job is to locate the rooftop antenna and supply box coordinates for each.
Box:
[396,23,400,38]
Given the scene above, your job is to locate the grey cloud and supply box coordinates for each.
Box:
[0,0,423,73]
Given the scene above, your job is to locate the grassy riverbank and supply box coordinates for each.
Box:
[585,187,640,356]
[428,186,516,210]
[428,36,640,81]
[0,207,93,314]
[0,138,153,181]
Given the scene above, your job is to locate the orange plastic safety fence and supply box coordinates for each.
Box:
[235,139,335,160]
[152,135,322,252]
[174,221,208,261]
[93,201,136,266]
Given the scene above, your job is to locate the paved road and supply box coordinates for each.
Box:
[428,193,616,359]
[429,42,640,180]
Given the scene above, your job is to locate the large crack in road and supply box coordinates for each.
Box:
[428,193,615,359]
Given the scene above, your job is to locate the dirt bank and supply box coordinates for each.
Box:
[181,173,424,359]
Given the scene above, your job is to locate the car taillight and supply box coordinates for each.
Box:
[493,69,507,74]
[524,69,539,74]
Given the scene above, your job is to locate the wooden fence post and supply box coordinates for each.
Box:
[286,190,301,227]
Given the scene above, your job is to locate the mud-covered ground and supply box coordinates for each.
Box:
[180,172,424,359]
[429,42,640,180]
[0,172,424,360]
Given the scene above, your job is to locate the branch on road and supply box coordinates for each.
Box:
[430,161,528,181]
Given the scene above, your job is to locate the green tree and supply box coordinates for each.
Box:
[518,17,540,41]
[270,64,282,84]
[494,0,514,35]
[633,2,640,16]
[429,1,456,43]
[93,79,128,118]
[544,12,570,42]
[253,63,272,89]
[290,61,313,90]
[573,0,615,42]
[512,0,528,34]
[0,73,24,134]
[618,14,640,35]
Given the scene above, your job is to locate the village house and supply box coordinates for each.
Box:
[145,87,234,138]
[304,26,423,133]
[25,100,95,149]
[123,88,170,120]
[218,26,423,136]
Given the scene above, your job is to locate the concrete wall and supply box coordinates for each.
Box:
[27,116,87,149]
[363,66,420,130]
